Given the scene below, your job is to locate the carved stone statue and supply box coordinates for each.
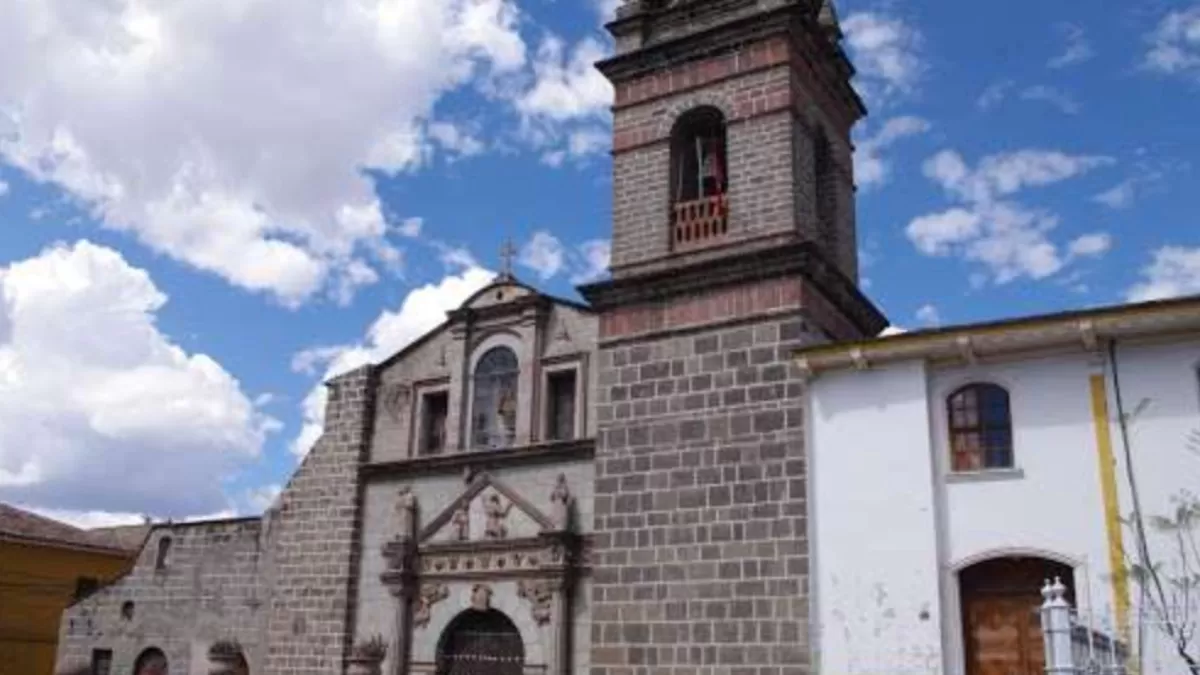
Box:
[549,474,572,531]
[395,487,416,541]
[517,580,556,625]
[483,493,513,539]
[413,584,449,628]
[470,584,492,611]
[451,502,470,541]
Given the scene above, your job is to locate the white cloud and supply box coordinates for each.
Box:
[22,506,148,530]
[244,483,283,513]
[1093,180,1137,209]
[841,11,925,106]
[290,255,495,456]
[1066,232,1113,259]
[854,116,931,190]
[977,79,1015,110]
[915,304,941,327]
[1144,6,1200,78]
[0,180,8,197]
[398,217,424,238]
[519,231,566,280]
[1048,23,1094,69]
[571,239,611,284]
[907,149,1114,283]
[516,36,613,161]
[879,325,907,337]
[0,241,274,519]
[1126,246,1200,302]
[1020,85,1081,115]
[429,122,486,159]
[0,0,528,305]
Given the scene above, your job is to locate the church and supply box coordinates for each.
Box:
[51,0,1200,674]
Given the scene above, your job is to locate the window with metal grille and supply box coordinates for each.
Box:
[91,648,112,675]
[948,383,1013,471]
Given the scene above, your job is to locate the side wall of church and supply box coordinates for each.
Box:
[590,290,827,675]
[56,519,267,675]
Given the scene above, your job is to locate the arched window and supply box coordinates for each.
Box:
[154,536,171,570]
[471,347,519,449]
[670,107,728,246]
[813,126,838,254]
[133,647,168,675]
[948,383,1013,471]
[436,609,524,675]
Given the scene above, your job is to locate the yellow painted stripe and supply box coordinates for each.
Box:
[1090,373,1131,644]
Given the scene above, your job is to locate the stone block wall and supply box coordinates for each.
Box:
[56,518,266,675]
[589,286,827,675]
[262,365,376,675]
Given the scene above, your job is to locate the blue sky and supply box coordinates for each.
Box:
[0,0,1197,526]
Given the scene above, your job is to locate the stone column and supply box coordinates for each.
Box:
[382,527,418,675]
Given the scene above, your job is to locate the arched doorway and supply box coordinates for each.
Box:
[959,556,1075,675]
[436,608,524,675]
[133,647,168,675]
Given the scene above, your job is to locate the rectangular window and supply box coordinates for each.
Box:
[546,370,577,441]
[420,391,449,455]
[91,649,112,675]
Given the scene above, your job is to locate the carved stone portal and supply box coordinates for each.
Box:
[517,579,556,626]
[414,584,449,628]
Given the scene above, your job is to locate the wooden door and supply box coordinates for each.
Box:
[963,593,1044,675]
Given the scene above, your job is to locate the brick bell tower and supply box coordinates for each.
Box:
[579,0,886,674]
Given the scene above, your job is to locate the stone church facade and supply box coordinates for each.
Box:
[54,0,886,674]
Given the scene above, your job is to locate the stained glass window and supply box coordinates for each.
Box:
[948,383,1013,471]
[472,347,519,449]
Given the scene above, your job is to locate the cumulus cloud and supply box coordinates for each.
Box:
[1144,6,1200,78]
[571,239,611,284]
[915,304,941,327]
[1093,180,1137,209]
[0,0,528,305]
[1048,23,1094,69]
[841,11,925,106]
[516,35,613,163]
[290,254,495,456]
[977,79,1015,110]
[519,231,566,280]
[854,116,930,191]
[1126,246,1200,302]
[0,180,8,197]
[906,149,1114,283]
[0,241,274,519]
[1066,232,1112,259]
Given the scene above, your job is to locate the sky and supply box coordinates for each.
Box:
[0,0,1197,527]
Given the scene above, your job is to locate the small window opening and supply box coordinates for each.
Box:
[121,601,135,620]
[421,391,449,455]
[546,370,578,441]
[670,107,729,247]
[74,576,98,601]
[948,383,1013,471]
[90,648,113,675]
[155,536,172,570]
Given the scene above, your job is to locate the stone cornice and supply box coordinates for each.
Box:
[360,438,595,480]
[578,240,886,337]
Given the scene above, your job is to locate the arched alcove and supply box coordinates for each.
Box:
[435,608,524,675]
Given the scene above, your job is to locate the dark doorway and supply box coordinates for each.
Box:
[960,556,1074,675]
[436,608,524,675]
[132,648,168,675]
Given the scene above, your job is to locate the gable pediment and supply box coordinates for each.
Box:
[419,472,558,545]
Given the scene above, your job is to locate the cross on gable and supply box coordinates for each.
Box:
[499,239,517,278]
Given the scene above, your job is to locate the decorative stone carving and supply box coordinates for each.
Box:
[451,502,470,541]
[549,474,571,531]
[470,584,492,610]
[517,579,557,626]
[483,493,513,539]
[348,635,387,675]
[381,383,410,422]
[413,584,449,628]
[395,486,416,541]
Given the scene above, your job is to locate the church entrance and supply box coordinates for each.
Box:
[436,608,524,675]
[960,556,1074,675]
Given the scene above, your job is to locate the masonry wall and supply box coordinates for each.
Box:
[590,300,825,675]
[262,365,376,675]
[56,519,266,675]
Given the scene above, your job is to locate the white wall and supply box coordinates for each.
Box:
[809,360,944,674]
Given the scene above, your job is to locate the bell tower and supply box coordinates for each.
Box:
[602,0,866,281]
[580,1,885,675]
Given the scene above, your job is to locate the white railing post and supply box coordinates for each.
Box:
[1043,577,1078,674]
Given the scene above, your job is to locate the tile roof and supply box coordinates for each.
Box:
[0,503,140,554]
